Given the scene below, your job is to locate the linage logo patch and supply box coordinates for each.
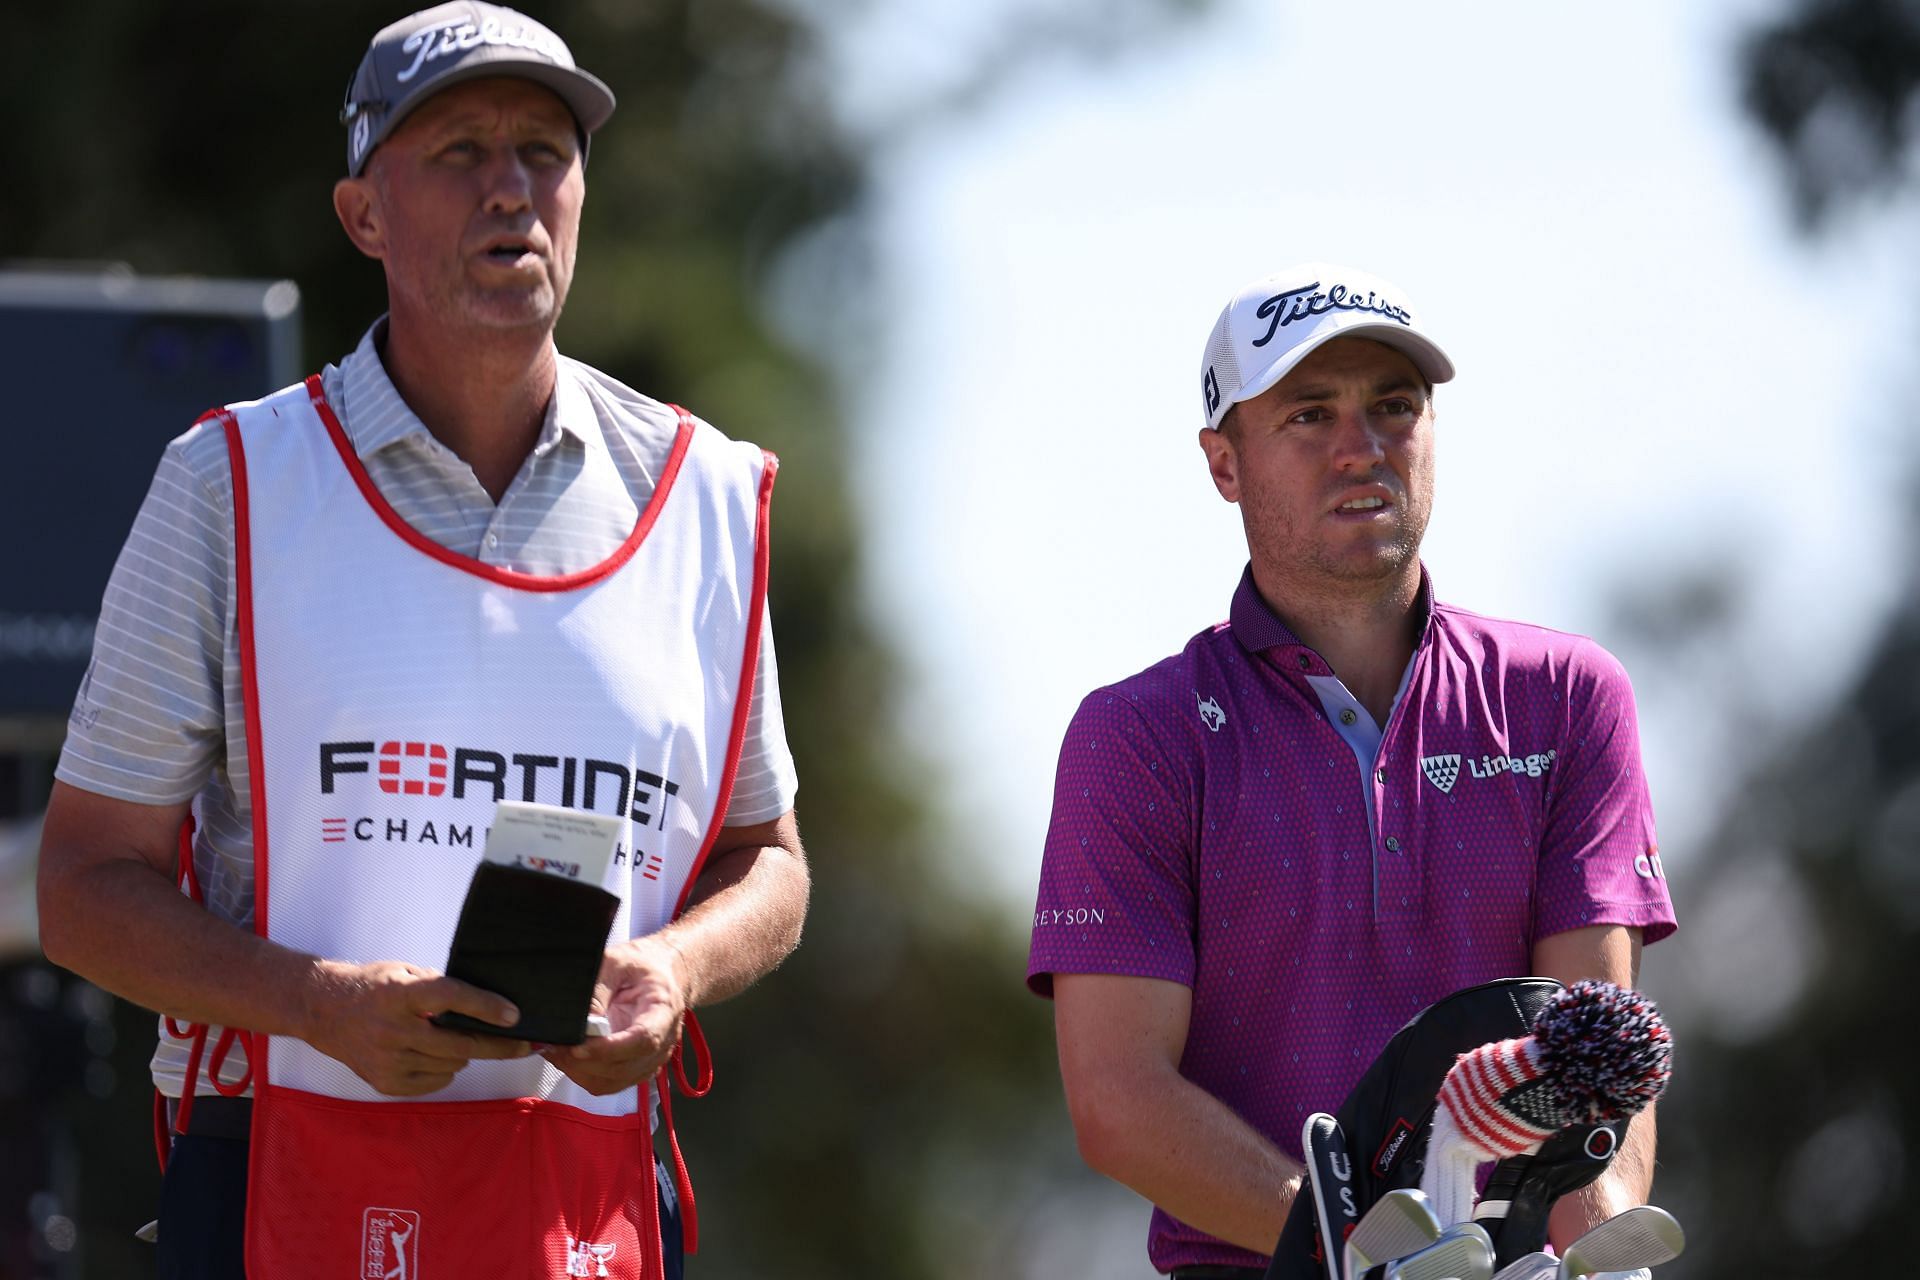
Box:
[1419,753,1461,794]
[362,1207,419,1280]
[1420,749,1556,794]
[396,18,570,83]
[1250,281,1413,348]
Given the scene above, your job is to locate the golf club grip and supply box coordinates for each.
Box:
[1269,1181,1324,1280]
[1267,1114,1352,1280]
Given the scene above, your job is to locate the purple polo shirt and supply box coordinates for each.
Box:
[1027,566,1676,1273]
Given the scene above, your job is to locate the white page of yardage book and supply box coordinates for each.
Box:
[483,800,624,886]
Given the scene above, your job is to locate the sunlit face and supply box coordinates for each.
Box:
[342,77,585,335]
[1199,337,1435,595]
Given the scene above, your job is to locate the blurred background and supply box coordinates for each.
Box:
[1,0,1915,1275]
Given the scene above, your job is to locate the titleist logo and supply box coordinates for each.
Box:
[1250,282,1412,347]
[397,18,569,82]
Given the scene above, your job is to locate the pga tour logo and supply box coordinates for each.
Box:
[362,1207,419,1280]
[567,1235,617,1277]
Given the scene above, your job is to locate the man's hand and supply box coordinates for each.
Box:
[542,935,689,1095]
[302,958,532,1097]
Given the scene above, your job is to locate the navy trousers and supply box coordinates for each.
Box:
[156,1132,685,1279]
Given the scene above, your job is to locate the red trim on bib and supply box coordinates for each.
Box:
[671,450,779,917]
[304,375,694,594]
[141,413,272,1163]
[651,448,775,1255]
[220,412,273,951]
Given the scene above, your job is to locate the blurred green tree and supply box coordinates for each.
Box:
[1,1,1206,1275]
[1628,2,1920,1273]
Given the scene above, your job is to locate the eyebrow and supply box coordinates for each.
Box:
[1285,374,1422,403]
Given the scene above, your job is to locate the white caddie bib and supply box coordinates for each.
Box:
[213,374,773,1279]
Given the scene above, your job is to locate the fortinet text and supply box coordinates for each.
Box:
[319,740,681,827]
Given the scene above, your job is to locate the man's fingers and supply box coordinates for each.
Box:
[566,1015,670,1062]
[406,973,519,1029]
[455,1031,535,1059]
[401,1021,531,1063]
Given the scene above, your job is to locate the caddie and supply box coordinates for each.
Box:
[1025,263,1677,1276]
[36,5,809,1278]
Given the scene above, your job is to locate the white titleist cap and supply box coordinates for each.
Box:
[1198,262,1455,431]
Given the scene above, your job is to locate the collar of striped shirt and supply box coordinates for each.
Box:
[329,316,605,462]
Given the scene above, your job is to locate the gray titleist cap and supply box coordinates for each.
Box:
[341,2,616,176]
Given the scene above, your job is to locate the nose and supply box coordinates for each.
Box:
[1328,406,1387,471]
[480,149,535,215]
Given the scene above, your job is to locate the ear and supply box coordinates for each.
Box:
[1198,426,1241,503]
[332,176,387,261]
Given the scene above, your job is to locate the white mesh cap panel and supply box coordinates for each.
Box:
[1201,311,1243,431]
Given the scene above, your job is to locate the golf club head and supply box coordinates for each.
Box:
[1490,1253,1556,1280]
[1557,1205,1684,1278]
[1302,1112,1358,1280]
[1475,1121,1626,1265]
[1383,1222,1495,1280]
[1345,1188,1442,1278]
[1268,979,1567,1280]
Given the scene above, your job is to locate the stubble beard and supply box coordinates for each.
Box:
[458,266,566,335]
[1244,489,1429,607]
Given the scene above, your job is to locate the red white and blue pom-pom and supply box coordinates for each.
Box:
[1531,978,1673,1125]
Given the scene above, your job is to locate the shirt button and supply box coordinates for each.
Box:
[1339,709,1357,726]
[485,533,499,548]
[1385,836,1401,852]
[1296,654,1311,670]
[1376,767,1387,784]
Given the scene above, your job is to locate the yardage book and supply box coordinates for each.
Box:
[430,801,623,1046]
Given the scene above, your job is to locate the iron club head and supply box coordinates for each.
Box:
[1491,1253,1557,1280]
[1384,1221,1495,1280]
[1345,1189,1442,1278]
[1557,1205,1684,1278]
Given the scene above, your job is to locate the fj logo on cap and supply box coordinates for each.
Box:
[1203,367,1221,414]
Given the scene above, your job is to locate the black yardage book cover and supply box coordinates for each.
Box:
[431,801,624,1046]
